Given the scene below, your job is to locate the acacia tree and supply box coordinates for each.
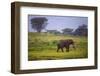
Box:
[62,28,73,34]
[31,17,48,33]
[74,24,88,36]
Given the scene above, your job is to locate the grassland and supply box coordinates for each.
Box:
[28,32,88,61]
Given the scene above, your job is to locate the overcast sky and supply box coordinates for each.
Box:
[28,15,88,32]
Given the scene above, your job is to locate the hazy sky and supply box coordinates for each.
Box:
[28,15,88,32]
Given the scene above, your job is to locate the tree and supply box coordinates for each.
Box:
[62,28,73,35]
[31,17,48,33]
[46,30,61,35]
[74,24,88,36]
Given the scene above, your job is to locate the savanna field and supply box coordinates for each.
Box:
[28,32,88,61]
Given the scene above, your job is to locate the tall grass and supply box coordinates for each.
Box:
[28,32,88,61]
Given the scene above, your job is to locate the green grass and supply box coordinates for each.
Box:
[28,32,88,61]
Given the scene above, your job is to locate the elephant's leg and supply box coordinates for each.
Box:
[61,48,64,52]
[72,44,76,49]
[57,47,60,52]
[67,47,69,52]
[66,46,69,52]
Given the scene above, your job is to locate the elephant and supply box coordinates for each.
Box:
[57,39,75,52]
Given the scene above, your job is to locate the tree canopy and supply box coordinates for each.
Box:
[74,24,88,36]
[31,17,48,33]
[62,28,73,34]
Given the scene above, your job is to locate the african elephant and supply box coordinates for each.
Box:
[57,39,75,52]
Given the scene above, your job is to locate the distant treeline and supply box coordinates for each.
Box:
[46,24,87,36]
[30,17,88,36]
